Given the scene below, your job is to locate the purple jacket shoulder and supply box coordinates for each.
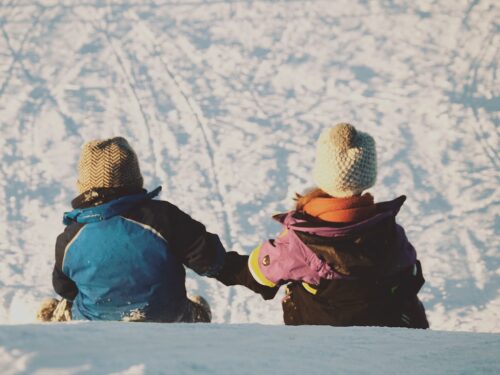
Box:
[248,196,417,287]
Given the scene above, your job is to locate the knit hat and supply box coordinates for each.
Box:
[77,137,143,194]
[313,123,376,198]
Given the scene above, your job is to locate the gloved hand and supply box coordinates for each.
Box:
[248,229,336,287]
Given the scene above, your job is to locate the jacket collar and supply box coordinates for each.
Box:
[72,186,147,209]
[63,186,162,225]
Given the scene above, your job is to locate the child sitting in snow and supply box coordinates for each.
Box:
[38,137,270,323]
[245,123,429,327]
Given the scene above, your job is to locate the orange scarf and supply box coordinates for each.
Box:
[303,193,377,223]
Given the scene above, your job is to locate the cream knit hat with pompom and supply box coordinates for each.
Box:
[77,137,143,194]
[313,123,376,198]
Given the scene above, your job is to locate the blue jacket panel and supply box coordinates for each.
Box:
[63,215,186,321]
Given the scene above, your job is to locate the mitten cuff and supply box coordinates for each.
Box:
[248,245,277,287]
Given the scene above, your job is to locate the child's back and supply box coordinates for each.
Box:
[247,124,429,327]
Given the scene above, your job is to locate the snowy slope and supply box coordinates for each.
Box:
[1,323,500,375]
[0,0,499,333]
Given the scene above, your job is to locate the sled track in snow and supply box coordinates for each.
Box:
[133,19,235,250]
[461,27,499,170]
[158,55,235,249]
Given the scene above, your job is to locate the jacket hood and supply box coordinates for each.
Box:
[278,195,407,237]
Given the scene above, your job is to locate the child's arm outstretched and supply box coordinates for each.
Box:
[166,203,279,299]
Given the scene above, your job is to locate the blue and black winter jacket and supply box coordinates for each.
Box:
[53,186,227,322]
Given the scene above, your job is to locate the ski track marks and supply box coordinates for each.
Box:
[0,0,499,331]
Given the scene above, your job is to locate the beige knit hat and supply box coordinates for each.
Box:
[77,137,144,194]
[313,123,376,198]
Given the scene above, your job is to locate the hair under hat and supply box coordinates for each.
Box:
[313,123,377,198]
[77,137,144,194]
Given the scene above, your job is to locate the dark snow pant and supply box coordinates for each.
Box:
[282,263,429,328]
[282,286,429,328]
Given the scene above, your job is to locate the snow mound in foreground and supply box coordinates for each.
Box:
[1,323,499,375]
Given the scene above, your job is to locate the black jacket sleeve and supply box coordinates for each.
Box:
[216,252,279,300]
[167,205,225,277]
[52,224,81,301]
[52,266,78,301]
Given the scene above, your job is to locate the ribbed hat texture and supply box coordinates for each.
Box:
[313,123,377,198]
[77,137,143,194]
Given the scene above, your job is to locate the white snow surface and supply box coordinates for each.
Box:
[0,323,499,375]
[0,0,499,341]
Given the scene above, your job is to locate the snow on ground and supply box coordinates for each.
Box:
[0,0,499,336]
[0,323,499,375]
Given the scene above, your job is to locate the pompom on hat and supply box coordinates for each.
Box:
[77,137,144,194]
[313,123,377,198]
